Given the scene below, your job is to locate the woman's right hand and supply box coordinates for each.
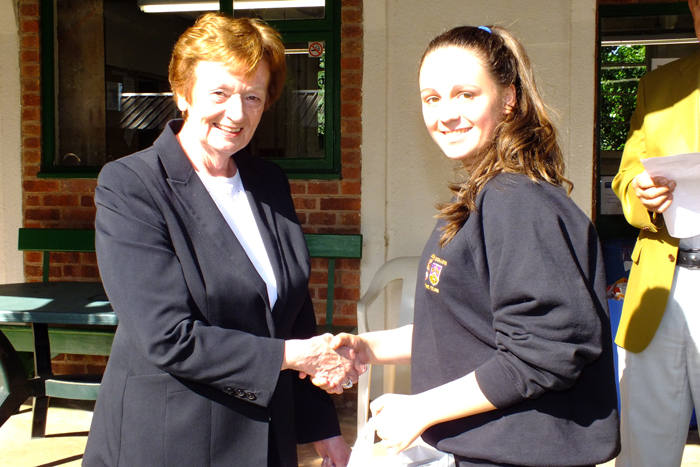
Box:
[282,334,360,391]
[632,171,676,213]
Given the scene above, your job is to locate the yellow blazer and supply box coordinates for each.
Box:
[612,50,700,352]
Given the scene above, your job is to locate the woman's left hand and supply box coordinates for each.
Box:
[370,393,429,454]
[314,435,351,467]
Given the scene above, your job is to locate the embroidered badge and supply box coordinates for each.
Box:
[424,254,447,293]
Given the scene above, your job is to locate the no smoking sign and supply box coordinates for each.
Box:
[308,42,324,58]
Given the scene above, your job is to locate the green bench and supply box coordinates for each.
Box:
[2,229,363,356]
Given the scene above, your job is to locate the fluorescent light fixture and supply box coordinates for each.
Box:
[602,37,699,47]
[138,0,324,13]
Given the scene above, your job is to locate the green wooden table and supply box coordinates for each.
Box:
[0,281,116,437]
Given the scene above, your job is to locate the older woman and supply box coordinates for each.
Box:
[84,13,354,467]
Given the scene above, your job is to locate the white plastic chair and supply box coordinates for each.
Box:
[356,256,421,434]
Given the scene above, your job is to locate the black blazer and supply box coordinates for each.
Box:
[83,120,340,467]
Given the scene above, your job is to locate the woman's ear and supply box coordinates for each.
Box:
[503,84,516,115]
[176,93,189,112]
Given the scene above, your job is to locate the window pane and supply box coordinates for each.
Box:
[249,42,326,159]
[56,0,191,166]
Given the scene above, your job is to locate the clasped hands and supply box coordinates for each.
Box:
[632,171,676,213]
[286,333,368,394]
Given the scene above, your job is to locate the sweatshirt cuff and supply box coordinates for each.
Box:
[474,357,527,409]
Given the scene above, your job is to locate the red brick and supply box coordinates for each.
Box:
[341,40,362,55]
[52,252,81,264]
[21,94,40,106]
[341,166,361,180]
[22,107,41,121]
[309,271,329,285]
[25,195,41,207]
[25,265,42,278]
[81,252,98,265]
[340,103,361,118]
[21,35,40,48]
[60,179,98,192]
[341,136,361,150]
[289,180,307,194]
[23,180,60,192]
[341,87,362,102]
[341,57,362,71]
[340,211,361,225]
[23,165,40,178]
[308,181,339,195]
[81,195,95,207]
[341,0,361,7]
[339,271,360,286]
[336,258,361,270]
[24,150,41,165]
[86,364,108,374]
[22,123,40,136]
[25,251,42,263]
[293,197,318,210]
[341,120,362,134]
[296,212,307,225]
[80,265,101,279]
[25,208,60,221]
[21,20,39,33]
[21,3,39,16]
[341,71,362,87]
[342,25,363,39]
[21,79,41,94]
[20,64,40,78]
[341,9,362,24]
[21,50,39,63]
[43,194,79,207]
[308,212,337,226]
[51,362,88,375]
[61,208,96,223]
[341,150,361,165]
[319,197,361,211]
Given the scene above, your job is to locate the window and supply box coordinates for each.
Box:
[39,0,340,178]
[596,2,699,239]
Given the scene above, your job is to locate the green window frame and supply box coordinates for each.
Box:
[37,0,341,179]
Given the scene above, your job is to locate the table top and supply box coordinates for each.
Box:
[0,282,117,326]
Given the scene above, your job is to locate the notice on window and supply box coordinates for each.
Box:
[600,176,623,215]
[642,153,700,238]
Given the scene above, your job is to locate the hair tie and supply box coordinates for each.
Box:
[478,26,492,34]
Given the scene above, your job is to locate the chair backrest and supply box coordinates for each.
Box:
[304,233,363,332]
[356,256,421,433]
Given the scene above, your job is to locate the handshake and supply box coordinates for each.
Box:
[284,333,369,394]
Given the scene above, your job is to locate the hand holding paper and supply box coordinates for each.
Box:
[641,153,700,238]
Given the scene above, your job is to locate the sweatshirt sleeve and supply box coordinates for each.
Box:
[473,179,605,408]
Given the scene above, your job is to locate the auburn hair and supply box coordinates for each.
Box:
[169,13,287,115]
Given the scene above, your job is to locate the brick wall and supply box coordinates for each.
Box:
[17,0,362,373]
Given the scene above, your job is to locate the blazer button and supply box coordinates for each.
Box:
[224,387,234,395]
[246,392,257,401]
[642,227,650,231]
[235,389,246,397]
[669,254,676,262]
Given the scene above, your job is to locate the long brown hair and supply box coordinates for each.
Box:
[420,26,572,246]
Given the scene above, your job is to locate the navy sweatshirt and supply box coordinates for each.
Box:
[412,173,620,467]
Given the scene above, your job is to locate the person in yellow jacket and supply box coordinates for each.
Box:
[612,1,700,465]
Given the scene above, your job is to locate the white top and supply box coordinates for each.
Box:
[197,170,278,309]
[679,233,700,250]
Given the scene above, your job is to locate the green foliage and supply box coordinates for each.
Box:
[317,52,325,136]
[600,46,646,151]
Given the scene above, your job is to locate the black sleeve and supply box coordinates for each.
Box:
[474,179,604,408]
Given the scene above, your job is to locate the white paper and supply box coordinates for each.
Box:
[641,153,700,238]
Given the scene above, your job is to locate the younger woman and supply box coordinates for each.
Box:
[332,26,620,467]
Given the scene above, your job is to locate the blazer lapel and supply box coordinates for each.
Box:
[154,122,276,335]
[672,52,700,153]
[235,152,289,324]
